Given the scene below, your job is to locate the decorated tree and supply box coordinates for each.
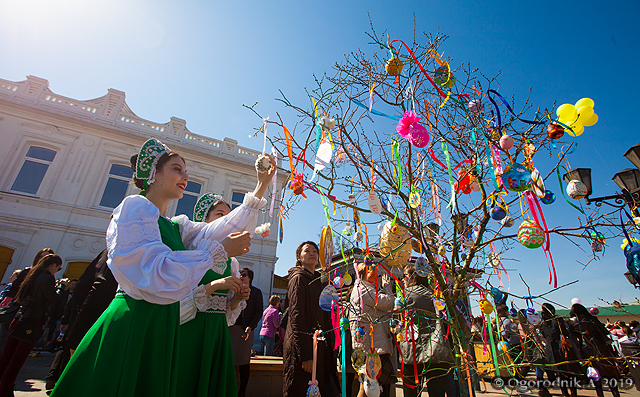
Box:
[248,23,622,396]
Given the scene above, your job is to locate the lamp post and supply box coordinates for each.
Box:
[562,143,640,217]
[624,271,640,289]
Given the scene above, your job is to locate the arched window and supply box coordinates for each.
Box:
[10,146,57,194]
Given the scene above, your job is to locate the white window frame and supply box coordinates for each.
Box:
[9,146,57,196]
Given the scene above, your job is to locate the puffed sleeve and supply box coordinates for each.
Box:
[106,195,228,305]
[173,192,267,250]
[226,258,246,326]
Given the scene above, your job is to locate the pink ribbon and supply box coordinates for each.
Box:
[524,191,557,287]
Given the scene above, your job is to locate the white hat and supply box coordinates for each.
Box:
[571,298,583,306]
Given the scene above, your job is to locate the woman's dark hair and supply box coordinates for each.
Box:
[15,254,62,304]
[402,263,430,287]
[240,267,254,285]
[569,303,591,318]
[129,151,186,189]
[496,303,509,318]
[541,303,555,321]
[295,241,319,266]
[32,248,54,268]
[206,200,231,220]
[517,308,528,325]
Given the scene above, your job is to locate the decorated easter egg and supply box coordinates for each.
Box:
[363,378,381,397]
[379,222,411,267]
[306,384,321,397]
[567,180,588,199]
[318,285,339,311]
[351,347,366,371]
[368,190,383,215]
[526,309,541,325]
[319,226,333,270]
[487,252,501,268]
[343,273,353,286]
[490,287,505,305]
[468,99,483,113]
[547,123,565,139]
[333,276,344,288]
[590,307,599,315]
[340,317,349,330]
[510,308,518,317]
[434,298,446,311]
[541,190,556,204]
[407,124,430,148]
[587,366,600,381]
[434,65,455,88]
[348,193,356,204]
[415,257,429,277]
[501,215,515,228]
[409,191,421,208]
[502,163,532,192]
[490,206,507,221]
[518,220,545,249]
[591,240,604,252]
[530,168,545,198]
[385,58,403,76]
[480,298,493,314]
[497,341,509,352]
[500,135,514,150]
[366,351,382,380]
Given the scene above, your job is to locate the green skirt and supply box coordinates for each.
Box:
[51,294,180,397]
[177,312,237,396]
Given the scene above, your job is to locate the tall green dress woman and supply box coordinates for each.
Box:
[51,138,274,396]
[176,193,252,396]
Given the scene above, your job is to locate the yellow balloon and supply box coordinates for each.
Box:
[567,123,584,137]
[583,112,598,127]
[556,104,577,121]
[577,106,594,122]
[575,98,595,109]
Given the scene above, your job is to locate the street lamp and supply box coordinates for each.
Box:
[624,271,639,289]
[562,143,640,216]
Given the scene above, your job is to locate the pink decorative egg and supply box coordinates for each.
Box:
[566,180,588,199]
[500,135,514,150]
[518,220,545,249]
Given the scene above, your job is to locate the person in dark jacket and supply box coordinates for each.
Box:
[44,279,76,350]
[568,303,621,397]
[230,267,263,397]
[45,249,116,390]
[283,241,339,397]
[539,303,580,397]
[0,254,65,397]
[0,248,54,356]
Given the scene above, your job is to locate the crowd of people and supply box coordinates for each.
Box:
[0,136,638,397]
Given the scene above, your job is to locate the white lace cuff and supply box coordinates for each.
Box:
[180,285,231,325]
[243,192,268,210]
[226,290,247,326]
[195,239,228,274]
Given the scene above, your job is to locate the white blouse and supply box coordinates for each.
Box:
[106,193,266,305]
[179,257,247,326]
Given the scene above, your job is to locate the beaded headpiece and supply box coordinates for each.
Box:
[193,192,225,222]
[135,138,170,186]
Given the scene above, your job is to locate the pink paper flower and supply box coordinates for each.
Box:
[396,110,430,148]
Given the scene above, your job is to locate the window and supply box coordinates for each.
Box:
[100,164,134,209]
[231,191,245,210]
[174,181,202,219]
[11,146,56,194]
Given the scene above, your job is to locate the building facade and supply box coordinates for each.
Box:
[0,75,286,304]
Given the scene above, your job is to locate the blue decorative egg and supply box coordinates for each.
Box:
[501,163,532,192]
[318,285,338,311]
[490,206,506,220]
[541,190,555,204]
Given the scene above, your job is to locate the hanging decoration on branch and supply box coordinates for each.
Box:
[396,110,430,148]
[518,219,545,249]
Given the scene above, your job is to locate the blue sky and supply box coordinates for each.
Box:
[2,0,639,312]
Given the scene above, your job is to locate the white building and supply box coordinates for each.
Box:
[0,75,286,304]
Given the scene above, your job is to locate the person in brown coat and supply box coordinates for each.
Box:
[283,241,339,397]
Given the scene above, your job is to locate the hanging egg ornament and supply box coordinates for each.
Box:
[363,378,381,397]
[365,351,382,380]
[340,317,349,330]
[547,123,565,139]
[480,298,494,314]
[333,276,344,289]
[351,347,366,371]
[292,174,305,196]
[368,190,383,215]
[411,239,422,253]
[587,366,600,381]
[541,190,556,204]
[590,307,600,315]
[490,206,507,221]
[526,309,542,325]
[591,240,604,253]
[319,226,333,270]
[501,215,515,228]
[437,246,446,256]
[409,191,421,208]
[518,220,545,249]
[499,135,514,150]
[306,384,321,397]
[379,222,412,267]
[502,163,532,192]
[396,333,403,342]
[348,193,356,204]
[468,99,483,113]
[489,287,504,305]
[377,223,384,231]
[509,307,518,317]
[415,257,429,277]
[334,146,347,165]
[255,154,272,173]
[355,232,363,243]
[566,180,588,199]
[385,58,403,76]
[530,168,546,198]
[343,273,353,286]
[318,285,339,311]
[434,65,456,88]
[433,298,446,311]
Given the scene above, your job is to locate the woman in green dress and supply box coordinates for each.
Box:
[51,139,275,397]
[176,193,251,397]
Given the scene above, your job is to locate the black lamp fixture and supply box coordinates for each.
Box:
[562,143,640,215]
[624,271,639,289]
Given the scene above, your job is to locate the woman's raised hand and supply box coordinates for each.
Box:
[207,276,242,294]
[220,231,251,258]
[253,153,277,199]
